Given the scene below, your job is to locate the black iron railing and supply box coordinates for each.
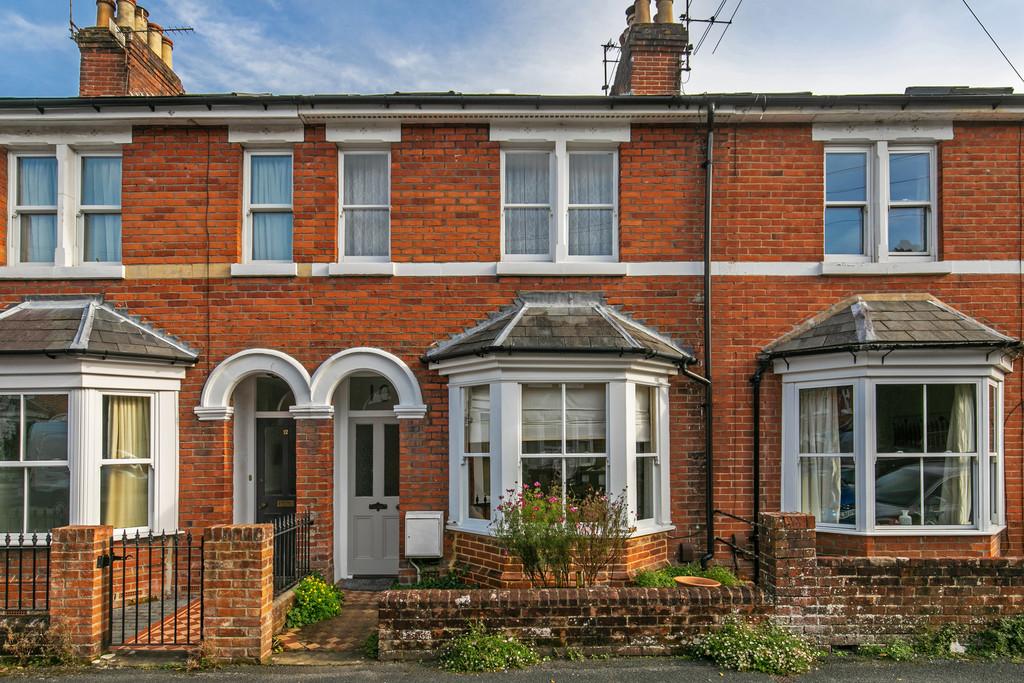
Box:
[273,511,313,594]
[0,533,51,615]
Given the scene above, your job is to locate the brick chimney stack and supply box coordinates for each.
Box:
[611,0,689,96]
[76,0,184,97]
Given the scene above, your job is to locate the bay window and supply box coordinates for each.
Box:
[798,385,855,526]
[463,385,491,521]
[635,384,658,522]
[100,395,152,530]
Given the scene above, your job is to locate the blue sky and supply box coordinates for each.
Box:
[1,1,1023,97]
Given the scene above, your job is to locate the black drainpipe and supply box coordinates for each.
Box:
[700,102,716,569]
[749,357,770,581]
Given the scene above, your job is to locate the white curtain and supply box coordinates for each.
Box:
[84,214,122,262]
[82,157,121,206]
[101,396,150,528]
[21,214,56,263]
[464,386,490,453]
[505,153,550,255]
[635,384,654,453]
[568,153,614,256]
[345,209,389,257]
[18,157,57,206]
[344,154,390,257]
[940,384,975,524]
[799,387,842,524]
[251,155,293,261]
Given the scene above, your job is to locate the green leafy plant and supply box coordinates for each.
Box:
[856,639,916,661]
[491,483,574,587]
[689,618,824,676]
[565,646,585,662]
[913,624,969,658]
[568,491,635,587]
[437,622,540,673]
[285,574,344,628]
[362,632,380,660]
[970,614,1024,659]
[392,566,471,590]
[634,562,742,588]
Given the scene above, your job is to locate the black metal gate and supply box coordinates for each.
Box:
[103,530,203,648]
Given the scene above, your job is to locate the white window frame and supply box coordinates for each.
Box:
[98,391,155,535]
[338,148,391,264]
[779,350,1007,536]
[241,148,294,265]
[457,384,493,533]
[823,142,938,264]
[633,383,662,530]
[77,150,123,266]
[500,148,555,262]
[0,392,70,536]
[8,150,60,267]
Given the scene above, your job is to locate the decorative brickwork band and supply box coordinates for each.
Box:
[202,524,274,663]
[49,525,113,659]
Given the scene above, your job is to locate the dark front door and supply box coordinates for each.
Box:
[255,417,296,523]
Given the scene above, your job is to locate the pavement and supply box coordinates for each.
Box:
[4,657,1024,682]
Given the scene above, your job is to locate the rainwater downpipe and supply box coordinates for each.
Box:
[749,357,770,581]
[700,102,716,569]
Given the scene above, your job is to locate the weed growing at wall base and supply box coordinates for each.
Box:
[688,618,824,676]
[285,575,344,628]
[437,622,540,673]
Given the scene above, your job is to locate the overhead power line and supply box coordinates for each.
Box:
[960,0,1024,86]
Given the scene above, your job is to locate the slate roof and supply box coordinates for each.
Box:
[425,292,694,364]
[0,297,198,364]
[764,294,1019,358]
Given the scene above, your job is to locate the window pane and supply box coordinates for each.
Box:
[344,209,390,257]
[344,154,388,205]
[250,155,291,205]
[103,395,150,460]
[566,384,606,454]
[522,384,562,454]
[505,153,549,204]
[875,457,920,526]
[0,469,23,532]
[82,157,121,206]
[636,385,656,454]
[101,464,149,528]
[876,385,923,453]
[83,214,122,262]
[824,207,863,255]
[636,456,655,521]
[989,455,998,524]
[889,152,930,202]
[825,152,866,202]
[923,456,972,525]
[24,395,67,462]
[800,456,855,525]
[349,377,397,410]
[256,376,294,411]
[354,424,373,497]
[565,457,606,499]
[799,386,853,454]
[20,214,57,263]
[568,208,613,256]
[0,396,19,462]
[384,423,399,497]
[464,386,490,453]
[569,153,613,204]
[888,207,927,253]
[17,157,57,206]
[252,212,293,261]
[27,467,69,532]
[522,457,560,493]
[257,418,291,496]
[505,208,550,255]
[926,384,975,453]
[988,384,998,455]
[467,456,490,520]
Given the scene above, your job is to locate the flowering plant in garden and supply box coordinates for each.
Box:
[567,490,634,587]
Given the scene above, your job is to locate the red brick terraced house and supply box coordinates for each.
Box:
[1,1,1022,589]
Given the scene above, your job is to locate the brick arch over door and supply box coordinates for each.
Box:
[309,347,427,419]
[194,348,314,421]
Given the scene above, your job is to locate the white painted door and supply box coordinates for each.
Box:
[348,419,400,575]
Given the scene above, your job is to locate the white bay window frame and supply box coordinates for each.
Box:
[435,354,673,536]
[778,348,1008,535]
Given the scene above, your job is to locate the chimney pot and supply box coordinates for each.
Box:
[625,5,635,27]
[95,0,116,28]
[161,35,173,69]
[134,5,149,39]
[115,0,136,29]
[147,22,163,55]
[634,0,652,24]
[655,0,674,23]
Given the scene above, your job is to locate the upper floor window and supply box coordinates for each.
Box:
[12,155,58,264]
[340,151,390,261]
[80,155,122,263]
[245,151,293,262]
[501,147,618,263]
[824,144,936,261]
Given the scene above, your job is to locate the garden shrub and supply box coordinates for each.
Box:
[362,632,380,660]
[285,574,344,628]
[912,624,969,658]
[1,624,75,667]
[970,614,1024,659]
[392,566,470,590]
[689,618,824,676]
[437,622,540,673]
[633,562,741,588]
[568,491,634,587]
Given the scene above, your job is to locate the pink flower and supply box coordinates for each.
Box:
[532,506,540,511]
[533,481,541,487]
[547,496,558,504]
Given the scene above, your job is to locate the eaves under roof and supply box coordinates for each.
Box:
[0,297,198,364]
[425,292,694,365]
[763,293,1021,359]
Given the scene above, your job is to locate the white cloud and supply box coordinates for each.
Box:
[0,11,68,53]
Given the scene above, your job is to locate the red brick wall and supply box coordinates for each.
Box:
[76,27,182,97]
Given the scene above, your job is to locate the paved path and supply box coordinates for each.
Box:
[275,590,377,657]
[14,657,1024,682]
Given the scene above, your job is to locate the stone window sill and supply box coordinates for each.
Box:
[0,264,125,280]
[230,262,298,277]
[821,261,953,276]
[328,262,396,277]
[816,525,1005,537]
[495,261,628,277]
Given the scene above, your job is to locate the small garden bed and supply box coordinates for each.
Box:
[633,562,742,588]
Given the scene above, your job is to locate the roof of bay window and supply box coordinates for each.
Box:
[424,292,693,364]
[764,293,1020,359]
[0,297,198,364]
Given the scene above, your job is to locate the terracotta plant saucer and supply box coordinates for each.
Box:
[674,575,721,588]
